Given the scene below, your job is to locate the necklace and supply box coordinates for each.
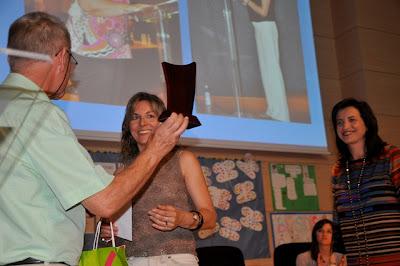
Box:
[318,253,337,266]
[345,157,369,265]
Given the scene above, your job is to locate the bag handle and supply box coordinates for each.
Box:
[93,219,116,249]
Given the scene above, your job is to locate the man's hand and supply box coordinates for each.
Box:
[82,113,188,218]
[145,113,188,157]
[100,223,119,241]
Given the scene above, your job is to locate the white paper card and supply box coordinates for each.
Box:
[115,206,132,241]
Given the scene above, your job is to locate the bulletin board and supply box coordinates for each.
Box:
[196,157,270,259]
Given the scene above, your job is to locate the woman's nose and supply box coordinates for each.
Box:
[139,117,147,126]
[341,120,350,130]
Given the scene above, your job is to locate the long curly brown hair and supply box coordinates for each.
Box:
[120,92,166,166]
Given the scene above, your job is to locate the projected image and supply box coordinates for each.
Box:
[189,0,310,123]
[1,0,326,153]
[25,0,182,106]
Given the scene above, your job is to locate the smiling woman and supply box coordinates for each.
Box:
[335,106,367,158]
[120,92,166,162]
[331,98,400,266]
[129,101,160,151]
[100,92,216,266]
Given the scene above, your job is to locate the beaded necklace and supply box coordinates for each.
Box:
[345,157,369,265]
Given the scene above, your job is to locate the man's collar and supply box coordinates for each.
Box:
[2,73,43,92]
[0,73,51,102]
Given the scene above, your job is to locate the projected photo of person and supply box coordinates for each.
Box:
[8,0,326,153]
[66,0,150,59]
[25,0,182,105]
[189,0,310,123]
[244,0,289,122]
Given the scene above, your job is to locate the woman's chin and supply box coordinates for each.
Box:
[137,136,150,147]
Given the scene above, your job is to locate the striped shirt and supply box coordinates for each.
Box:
[332,145,400,266]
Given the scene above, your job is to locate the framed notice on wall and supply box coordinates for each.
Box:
[270,212,332,248]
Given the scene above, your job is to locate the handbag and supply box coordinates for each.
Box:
[79,220,128,266]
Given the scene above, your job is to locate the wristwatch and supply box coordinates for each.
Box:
[190,210,204,231]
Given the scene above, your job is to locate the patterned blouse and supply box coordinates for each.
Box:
[332,145,400,265]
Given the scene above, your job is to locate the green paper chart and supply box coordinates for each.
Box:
[269,163,319,211]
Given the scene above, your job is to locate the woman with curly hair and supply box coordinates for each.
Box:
[102,92,216,266]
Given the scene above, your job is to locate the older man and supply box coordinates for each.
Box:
[0,12,188,265]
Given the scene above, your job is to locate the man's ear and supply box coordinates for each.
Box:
[54,48,68,73]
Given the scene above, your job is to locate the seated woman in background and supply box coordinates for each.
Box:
[296,219,346,266]
[101,92,217,266]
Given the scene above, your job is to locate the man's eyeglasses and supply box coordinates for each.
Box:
[55,48,78,66]
[66,50,78,65]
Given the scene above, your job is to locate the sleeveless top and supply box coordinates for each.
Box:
[247,0,275,22]
[332,145,400,265]
[116,148,196,257]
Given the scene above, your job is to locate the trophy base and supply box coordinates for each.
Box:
[158,110,201,129]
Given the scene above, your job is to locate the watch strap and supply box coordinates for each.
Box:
[190,210,204,231]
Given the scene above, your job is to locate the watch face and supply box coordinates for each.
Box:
[192,212,199,221]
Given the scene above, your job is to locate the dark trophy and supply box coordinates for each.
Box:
[158,61,201,129]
